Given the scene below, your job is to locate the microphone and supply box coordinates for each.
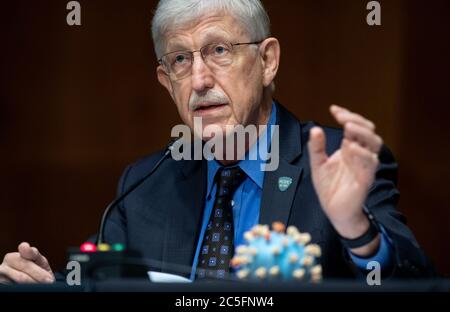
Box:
[70,138,239,283]
[96,138,178,245]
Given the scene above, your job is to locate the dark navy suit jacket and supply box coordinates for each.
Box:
[103,102,435,279]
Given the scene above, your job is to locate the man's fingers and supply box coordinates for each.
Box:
[18,243,52,273]
[344,122,382,154]
[343,139,379,169]
[4,252,54,283]
[330,105,376,131]
[18,242,38,261]
[308,127,328,168]
[31,247,52,272]
[0,265,38,284]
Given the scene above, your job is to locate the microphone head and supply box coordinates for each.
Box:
[167,137,181,151]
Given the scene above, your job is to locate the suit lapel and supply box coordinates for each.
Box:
[259,102,305,227]
[260,160,303,225]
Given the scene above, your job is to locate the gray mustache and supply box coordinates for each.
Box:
[189,90,229,110]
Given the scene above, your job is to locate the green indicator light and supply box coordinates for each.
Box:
[112,243,125,252]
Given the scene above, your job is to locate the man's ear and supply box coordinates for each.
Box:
[259,37,281,88]
[157,65,175,98]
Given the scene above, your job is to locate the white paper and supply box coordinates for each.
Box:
[147,271,192,283]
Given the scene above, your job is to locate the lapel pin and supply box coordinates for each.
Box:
[278,177,293,192]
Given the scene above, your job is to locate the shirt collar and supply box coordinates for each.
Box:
[206,102,277,198]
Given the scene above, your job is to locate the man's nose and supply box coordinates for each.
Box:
[190,52,214,92]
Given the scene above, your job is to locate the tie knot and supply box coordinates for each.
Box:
[216,167,246,198]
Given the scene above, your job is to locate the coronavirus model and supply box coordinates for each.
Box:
[231,222,322,282]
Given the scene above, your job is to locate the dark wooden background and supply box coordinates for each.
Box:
[1,0,449,276]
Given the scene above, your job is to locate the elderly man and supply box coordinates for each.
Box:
[0,0,433,284]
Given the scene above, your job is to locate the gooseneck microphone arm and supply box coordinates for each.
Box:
[96,139,178,245]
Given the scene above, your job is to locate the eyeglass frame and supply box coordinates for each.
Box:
[157,40,265,80]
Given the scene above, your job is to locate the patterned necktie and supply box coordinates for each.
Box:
[196,166,246,280]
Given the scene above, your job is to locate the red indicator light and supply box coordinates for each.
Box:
[80,242,97,252]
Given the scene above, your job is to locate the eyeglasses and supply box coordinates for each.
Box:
[158,40,264,81]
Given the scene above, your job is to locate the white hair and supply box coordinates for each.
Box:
[151,0,271,59]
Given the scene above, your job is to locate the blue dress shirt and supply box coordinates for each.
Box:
[190,102,393,280]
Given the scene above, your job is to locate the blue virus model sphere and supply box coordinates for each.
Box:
[231,222,322,282]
